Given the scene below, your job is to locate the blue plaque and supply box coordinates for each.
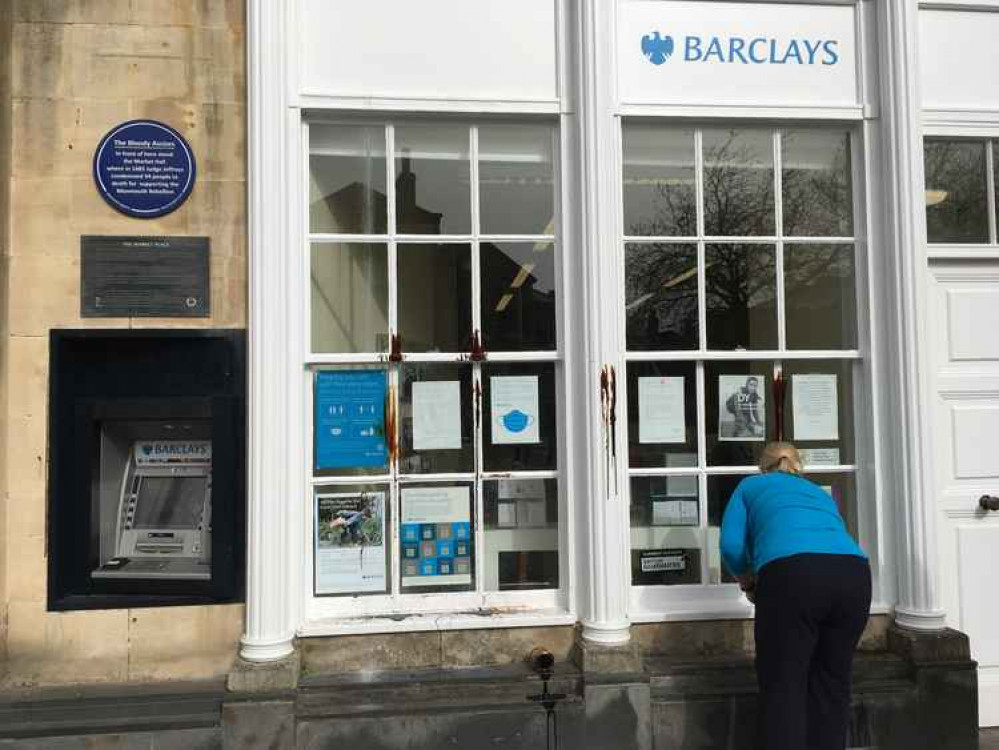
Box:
[93,120,196,219]
[315,370,389,470]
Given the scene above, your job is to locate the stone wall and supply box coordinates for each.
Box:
[0,0,13,678]
[1,0,247,687]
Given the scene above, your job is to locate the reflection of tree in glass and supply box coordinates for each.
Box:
[781,132,853,237]
[705,244,777,349]
[625,244,698,349]
[626,180,697,237]
[703,130,774,237]
[924,140,989,243]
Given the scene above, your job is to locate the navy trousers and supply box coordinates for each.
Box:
[754,553,872,750]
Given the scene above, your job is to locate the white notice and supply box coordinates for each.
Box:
[799,447,841,467]
[638,377,685,444]
[793,374,839,441]
[413,380,462,451]
[491,375,540,444]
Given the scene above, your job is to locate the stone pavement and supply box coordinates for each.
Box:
[982,728,999,749]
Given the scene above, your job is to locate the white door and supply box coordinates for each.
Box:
[930,260,999,727]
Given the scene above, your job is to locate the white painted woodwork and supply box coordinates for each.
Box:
[298,0,559,104]
[876,0,949,633]
[930,262,999,725]
[920,9,999,112]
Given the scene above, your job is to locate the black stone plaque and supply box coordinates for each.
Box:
[81,235,210,317]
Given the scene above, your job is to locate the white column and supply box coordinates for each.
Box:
[241,0,302,661]
[569,0,632,646]
[876,0,947,632]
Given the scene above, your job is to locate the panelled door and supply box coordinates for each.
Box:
[930,260,999,726]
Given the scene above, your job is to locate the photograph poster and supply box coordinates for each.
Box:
[401,485,472,587]
[718,374,766,441]
[491,375,541,444]
[315,492,386,595]
[792,374,839,441]
[412,380,462,451]
[638,376,686,444]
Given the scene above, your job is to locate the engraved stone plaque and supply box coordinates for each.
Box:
[81,236,210,318]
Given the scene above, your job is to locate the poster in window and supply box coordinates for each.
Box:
[718,375,766,441]
[792,374,839,441]
[491,375,540,444]
[315,492,386,595]
[314,370,388,470]
[638,376,685,444]
[400,486,472,587]
[412,380,462,451]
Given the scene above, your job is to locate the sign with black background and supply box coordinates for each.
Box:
[81,236,210,318]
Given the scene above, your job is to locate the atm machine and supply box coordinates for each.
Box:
[92,437,212,581]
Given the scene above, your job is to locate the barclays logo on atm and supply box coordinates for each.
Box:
[641,30,840,67]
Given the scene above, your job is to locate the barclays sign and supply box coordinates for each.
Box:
[641,31,840,67]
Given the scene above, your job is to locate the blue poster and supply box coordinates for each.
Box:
[93,120,196,219]
[315,370,388,470]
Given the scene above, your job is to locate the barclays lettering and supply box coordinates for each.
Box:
[642,32,840,67]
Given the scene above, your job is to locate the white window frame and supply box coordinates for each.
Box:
[922,131,999,259]
[300,116,577,631]
[616,120,885,621]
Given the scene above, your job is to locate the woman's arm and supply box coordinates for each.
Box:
[720,484,751,577]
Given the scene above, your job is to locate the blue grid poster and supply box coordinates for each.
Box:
[315,370,388,470]
[400,486,472,587]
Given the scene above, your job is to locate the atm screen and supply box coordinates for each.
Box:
[132,476,207,529]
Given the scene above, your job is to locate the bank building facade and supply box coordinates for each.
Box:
[0,1,996,748]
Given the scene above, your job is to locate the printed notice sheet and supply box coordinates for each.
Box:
[400,486,472,587]
[793,374,839,441]
[314,370,387,470]
[638,376,685,444]
[799,447,841,467]
[412,380,462,451]
[491,375,540,444]
[315,492,386,595]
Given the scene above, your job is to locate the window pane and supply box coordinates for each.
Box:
[314,483,390,596]
[398,243,471,353]
[785,244,858,350]
[706,244,777,350]
[395,125,471,235]
[479,125,556,236]
[703,128,775,236]
[630,476,702,586]
[707,474,748,584]
[782,359,856,467]
[483,478,559,591]
[310,125,387,235]
[622,125,696,237]
[399,363,474,475]
[804,473,858,539]
[311,243,388,354]
[481,242,557,352]
[400,482,475,593]
[705,360,776,467]
[924,139,989,243]
[627,361,698,468]
[482,362,558,472]
[625,243,698,351]
[781,130,853,237]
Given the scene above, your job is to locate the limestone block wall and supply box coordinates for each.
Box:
[1,0,247,687]
[0,0,13,678]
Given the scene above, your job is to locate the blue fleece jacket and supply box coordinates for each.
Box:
[719,472,866,577]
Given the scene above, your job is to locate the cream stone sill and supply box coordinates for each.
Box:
[298,609,578,637]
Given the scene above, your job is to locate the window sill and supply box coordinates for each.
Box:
[298,608,578,637]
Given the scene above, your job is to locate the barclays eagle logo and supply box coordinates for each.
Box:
[641,31,675,65]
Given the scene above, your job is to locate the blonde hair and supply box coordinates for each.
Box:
[759,441,803,475]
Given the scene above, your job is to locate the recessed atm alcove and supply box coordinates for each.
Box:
[47,330,246,611]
